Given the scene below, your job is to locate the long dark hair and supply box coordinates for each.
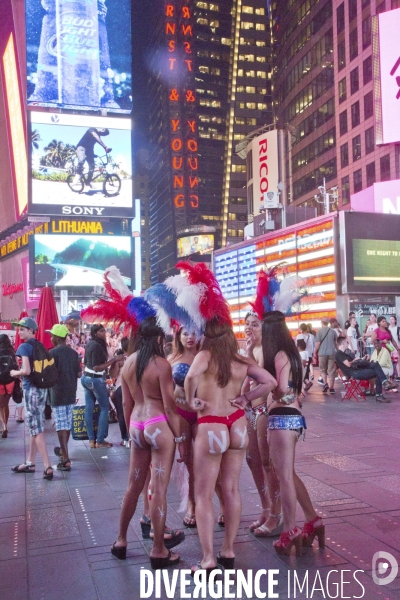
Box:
[201,318,246,388]
[0,334,15,356]
[135,317,165,383]
[261,311,303,394]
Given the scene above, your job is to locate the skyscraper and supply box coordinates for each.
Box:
[146,0,272,282]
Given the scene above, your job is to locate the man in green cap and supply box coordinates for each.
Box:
[48,324,82,470]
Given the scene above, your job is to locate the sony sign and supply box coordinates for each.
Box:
[250,130,279,216]
[62,206,105,216]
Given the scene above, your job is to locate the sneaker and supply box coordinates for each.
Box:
[318,377,324,385]
[322,384,329,393]
[96,441,113,448]
[383,382,397,391]
[376,395,391,403]
[329,388,335,394]
[304,381,313,392]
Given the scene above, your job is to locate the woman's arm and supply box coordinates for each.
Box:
[184,351,210,411]
[271,351,291,401]
[231,362,277,408]
[121,372,134,432]
[369,330,378,345]
[158,359,181,439]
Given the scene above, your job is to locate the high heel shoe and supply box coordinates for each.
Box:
[273,527,303,556]
[253,513,284,538]
[302,516,325,548]
[216,552,235,569]
[111,542,127,560]
[150,550,180,570]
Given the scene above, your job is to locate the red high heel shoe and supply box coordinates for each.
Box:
[302,516,325,548]
[273,527,303,556]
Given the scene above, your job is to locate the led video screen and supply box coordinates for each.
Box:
[29,111,132,218]
[26,0,132,113]
[177,234,214,258]
[33,233,132,288]
[341,211,400,294]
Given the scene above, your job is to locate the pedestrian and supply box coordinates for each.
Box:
[296,323,314,390]
[111,304,186,566]
[0,334,18,438]
[9,317,54,479]
[82,324,121,448]
[388,315,400,381]
[109,337,129,447]
[313,316,338,393]
[243,311,282,537]
[346,316,360,356]
[335,336,396,403]
[370,316,400,353]
[48,324,82,470]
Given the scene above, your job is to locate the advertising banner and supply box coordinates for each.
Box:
[29,111,132,217]
[26,0,132,113]
[177,234,214,258]
[375,8,400,144]
[250,130,279,216]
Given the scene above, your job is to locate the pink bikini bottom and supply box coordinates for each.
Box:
[130,414,168,430]
[176,406,197,425]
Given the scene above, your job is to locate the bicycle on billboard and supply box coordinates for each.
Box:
[66,153,121,197]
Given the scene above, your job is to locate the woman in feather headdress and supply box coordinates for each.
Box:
[233,267,324,557]
[175,262,277,576]
[111,298,187,568]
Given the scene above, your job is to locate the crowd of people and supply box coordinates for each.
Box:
[1,266,399,576]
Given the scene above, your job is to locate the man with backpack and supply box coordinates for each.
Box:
[9,317,56,480]
[48,324,82,471]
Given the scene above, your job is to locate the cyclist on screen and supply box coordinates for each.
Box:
[76,128,112,187]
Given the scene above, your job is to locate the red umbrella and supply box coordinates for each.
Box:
[36,287,59,349]
[13,310,28,349]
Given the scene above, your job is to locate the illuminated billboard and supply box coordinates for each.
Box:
[341,211,400,294]
[32,233,132,288]
[374,8,400,144]
[29,111,132,218]
[249,130,279,216]
[177,234,214,258]
[2,34,28,219]
[26,0,132,113]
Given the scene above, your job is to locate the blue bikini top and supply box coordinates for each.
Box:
[172,363,191,388]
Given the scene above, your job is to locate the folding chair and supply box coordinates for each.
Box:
[336,368,367,402]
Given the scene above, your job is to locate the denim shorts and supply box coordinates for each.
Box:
[24,386,48,436]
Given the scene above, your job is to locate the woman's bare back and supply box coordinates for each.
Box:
[122,353,168,420]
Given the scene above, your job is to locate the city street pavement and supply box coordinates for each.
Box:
[1,377,400,600]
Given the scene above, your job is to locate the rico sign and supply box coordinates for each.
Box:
[251,130,279,216]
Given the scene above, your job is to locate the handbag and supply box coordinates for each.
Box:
[12,378,23,404]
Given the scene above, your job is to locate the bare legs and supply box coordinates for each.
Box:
[246,421,269,528]
[180,418,197,523]
[256,414,281,531]
[57,429,70,464]
[27,433,52,471]
[0,394,10,433]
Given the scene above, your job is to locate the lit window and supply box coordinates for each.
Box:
[197,18,208,25]
[256,40,266,46]
[197,50,209,57]
[234,134,244,140]
[256,71,267,78]
[257,103,267,110]
[255,8,265,15]
[221,37,231,45]
[211,67,220,75]
[199,66,209,73]
[255,23,265,30]
[235,117,246,124]
[247,118,256,125]
[238,69,244,76]
[210,20,219,27]
[239,54,255,61]
[196,88,205,94]
[256,56,266,63]
[246,102,256,109]
[199,115,211,122]
[209,3,219,10]
[197,1,208,7]
[242,6,254,13]
[245,70,255,77]
[232,164,246,172]
[256,87,266,94]
[245,86,256,93]
[241,21,255,29]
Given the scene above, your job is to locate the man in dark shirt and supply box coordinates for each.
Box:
[335,336,396,402]
[82,324,121,448]
[76,127,111,186]
[48,325,82,470]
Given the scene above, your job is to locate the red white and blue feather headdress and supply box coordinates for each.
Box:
[250,263,308,319]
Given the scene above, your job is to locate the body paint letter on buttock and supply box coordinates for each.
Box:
[234,426,247,449]
[144,428,161,449]
[207,430,227,454]
[130,429,143,448]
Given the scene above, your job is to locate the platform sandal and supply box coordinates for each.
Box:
[302,516,325,548]
[273,527,303,556]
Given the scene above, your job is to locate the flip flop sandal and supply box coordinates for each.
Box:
[183,514,197,528]
[190,562,221,580]
[149,528,185,549]
[11,463,35,473]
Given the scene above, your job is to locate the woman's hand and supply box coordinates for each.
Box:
[230,394,247,410]
[245,332,257,353]
[191,397,208,411]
